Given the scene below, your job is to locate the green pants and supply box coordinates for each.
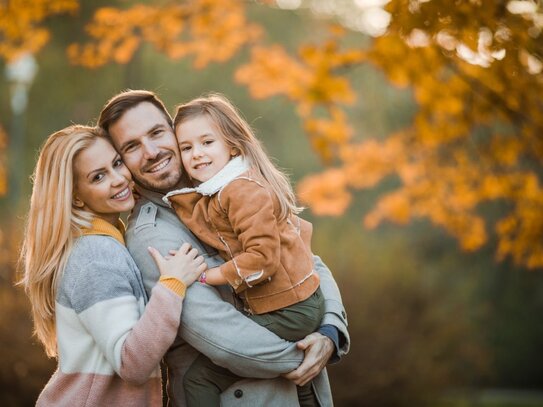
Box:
[183,287,325,407]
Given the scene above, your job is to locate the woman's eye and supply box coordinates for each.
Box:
[93,173,104,182]
[113,159,124,167]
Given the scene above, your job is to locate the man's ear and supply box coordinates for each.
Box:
[73,195,84,208]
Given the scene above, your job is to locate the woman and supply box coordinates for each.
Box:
[19,125,206,406]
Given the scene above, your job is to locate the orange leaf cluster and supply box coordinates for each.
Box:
[235,45,309,99]
[236,31,364,113]
[3,0,543,269]
[0,0,78,62]
[297,168,351,216]
[496,180,543,269]
[235,27,364,160]
[68,0,261,68]
[295,0,543,268]
[304,108,353,161]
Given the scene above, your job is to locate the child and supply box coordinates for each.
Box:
[163,94,323,407]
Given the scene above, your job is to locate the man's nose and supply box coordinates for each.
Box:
[142,139,159,159]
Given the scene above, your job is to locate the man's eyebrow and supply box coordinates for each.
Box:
[119,124,166,152]
[147,124,165,135]
[119,138,136,152]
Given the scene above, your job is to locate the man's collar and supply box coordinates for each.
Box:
[134,184,170,208]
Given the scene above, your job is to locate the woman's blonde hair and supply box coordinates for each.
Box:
[173,93,302,221]
[19,125,108,358]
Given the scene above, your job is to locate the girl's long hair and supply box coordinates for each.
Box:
[19,125,107,358]
[173,93,302,221]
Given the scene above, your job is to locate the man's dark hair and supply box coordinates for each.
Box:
[98,89,173,132]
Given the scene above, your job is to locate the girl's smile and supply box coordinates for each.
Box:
[175,115,237,184]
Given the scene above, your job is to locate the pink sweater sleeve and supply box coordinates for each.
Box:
[119,283,183,384]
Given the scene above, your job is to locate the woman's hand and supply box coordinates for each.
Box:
[148,243,207,287]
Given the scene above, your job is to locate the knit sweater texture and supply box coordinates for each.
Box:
[36,218,184,407]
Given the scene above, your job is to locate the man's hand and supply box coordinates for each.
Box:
[282,332,334,386]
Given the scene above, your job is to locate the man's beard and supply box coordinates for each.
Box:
[135,152,182,192]
[135,171,180,193]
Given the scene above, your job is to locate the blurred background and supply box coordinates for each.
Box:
[1,1,543,406]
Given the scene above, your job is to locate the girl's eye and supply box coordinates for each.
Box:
[181,146,191,152]
[113,159,124,167]
[203,140,214,146]
[92,173,105,182]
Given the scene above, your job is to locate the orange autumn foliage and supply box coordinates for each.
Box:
[294,0,543,269]
[235,26,364,161]
[0,0,78,62]
[0,0,78,199]
[297,169,351,216]
[67,0,262,69]
[2,0,543,270]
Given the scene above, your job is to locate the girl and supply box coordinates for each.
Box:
[163,94,323,407]
[19,125,206,406]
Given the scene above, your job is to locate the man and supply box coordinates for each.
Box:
[99,89,349,406]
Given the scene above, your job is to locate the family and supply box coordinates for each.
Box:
[20,90,350,406]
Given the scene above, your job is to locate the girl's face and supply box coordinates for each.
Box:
[175,115,236,184]
[73,137,135,224]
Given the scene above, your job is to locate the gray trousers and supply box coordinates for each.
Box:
[183,288,325,407]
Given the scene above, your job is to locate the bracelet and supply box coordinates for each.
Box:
[199,271,207,284]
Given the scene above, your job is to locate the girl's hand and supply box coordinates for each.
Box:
[148,243,207,287]
[203,267,228,286]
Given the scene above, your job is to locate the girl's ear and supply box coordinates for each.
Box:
[73,196,84,208]
[230,147,240,157]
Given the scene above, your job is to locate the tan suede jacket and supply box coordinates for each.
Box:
[164,157,320,314]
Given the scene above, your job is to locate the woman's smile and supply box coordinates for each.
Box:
[73,137,135,223]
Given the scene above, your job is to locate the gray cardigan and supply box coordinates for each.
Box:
[125,186,350,407]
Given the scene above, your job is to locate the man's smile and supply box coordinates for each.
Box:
[145,155,171,173]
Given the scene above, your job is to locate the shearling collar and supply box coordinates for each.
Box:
[163,156,249,205]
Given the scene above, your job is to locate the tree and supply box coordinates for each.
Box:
[2,0,542,269]
[246,0,543,270]
[0,0,78,61]
[0,0,78,199]
[295,0,543,270]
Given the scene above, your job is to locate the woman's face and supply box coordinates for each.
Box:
[73,137,135,224]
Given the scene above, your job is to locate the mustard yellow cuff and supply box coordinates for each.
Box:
[159,276,186,297]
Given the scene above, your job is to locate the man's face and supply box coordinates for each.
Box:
[108,102,182,192]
